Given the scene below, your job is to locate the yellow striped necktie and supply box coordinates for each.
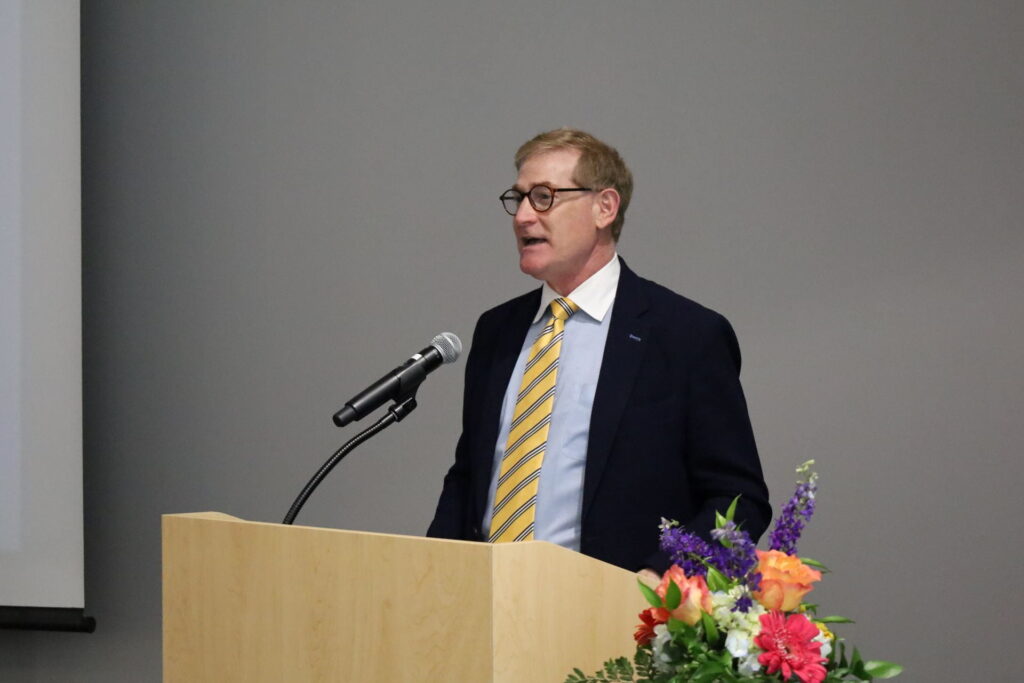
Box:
[488,297,579,543]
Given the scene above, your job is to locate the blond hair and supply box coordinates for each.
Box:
[515,128,633,241]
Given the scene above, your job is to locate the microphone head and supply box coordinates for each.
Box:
[430,332,462,364]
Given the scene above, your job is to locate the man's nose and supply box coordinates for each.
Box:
[514,198,537,226]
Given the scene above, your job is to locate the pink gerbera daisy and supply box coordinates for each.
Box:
[754,610,827,683]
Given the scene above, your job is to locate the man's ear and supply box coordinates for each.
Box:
[593,188,621,230]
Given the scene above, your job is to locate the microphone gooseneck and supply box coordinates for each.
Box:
[283,332,462,525]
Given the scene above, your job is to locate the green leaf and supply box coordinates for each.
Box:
[700,611,719,645]
[676,621,703,654]
[638,578,663,608]
[848,647,870,679]
[664,578,682,610]
[715,509,728,530]
[849,664,871,680]
[691,661,728,683]
[725,495,740,522]
[817,615,855,624]
[706,566,730,592]
[667,616,689,636]
[603,656,635,680]
[800,556,831,572]
[565,656,638,682]
[864,660,904,678]
[634,647,652,672]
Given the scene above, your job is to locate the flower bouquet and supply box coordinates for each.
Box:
[566,462,901,683]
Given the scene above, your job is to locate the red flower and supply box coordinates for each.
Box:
[634,607,670,646]
[754,611,827,683]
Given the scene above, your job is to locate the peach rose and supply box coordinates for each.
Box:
[753,550,822,611]
[655,565,713,626]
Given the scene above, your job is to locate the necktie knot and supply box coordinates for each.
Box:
[550,297,579,322]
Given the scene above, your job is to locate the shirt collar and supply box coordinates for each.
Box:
[533,254,620,323]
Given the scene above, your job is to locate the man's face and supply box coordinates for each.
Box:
[512,149,603,292]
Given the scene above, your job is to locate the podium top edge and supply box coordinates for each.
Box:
[161,513,635,577]
[161,512,488,546]
[163,512,243,522]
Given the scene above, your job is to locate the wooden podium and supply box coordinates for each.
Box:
[162,513,643,682]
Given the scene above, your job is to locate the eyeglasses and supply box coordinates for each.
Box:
[499,185,592,216]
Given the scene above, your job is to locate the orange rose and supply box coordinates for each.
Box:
[655,565,713,626]
[753,550,822,611]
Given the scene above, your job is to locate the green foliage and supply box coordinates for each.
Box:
[715,510,729,533]
[714,496,742,541]
[816,615,855,624]
[568,634,903,683]
[638,578,662,608]
[822,638,904,681]
[564,656,636,682]
[700,612,720,647]
[664,580,681,610]
[863,660,904,679]
[724,495,740,523]
[705,566,730,592]
[800,556,831,573]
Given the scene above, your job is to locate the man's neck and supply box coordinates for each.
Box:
[546,246,617,296]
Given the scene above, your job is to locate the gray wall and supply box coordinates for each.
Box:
[2,1,1022,680]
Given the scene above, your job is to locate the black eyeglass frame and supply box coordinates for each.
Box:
[499,185,593,215]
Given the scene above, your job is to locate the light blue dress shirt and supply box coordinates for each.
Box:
[482,255,619,551]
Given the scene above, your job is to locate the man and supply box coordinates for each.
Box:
[427,128,770,574]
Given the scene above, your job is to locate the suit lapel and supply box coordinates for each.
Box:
[471,289,540,521]
[582,260,650,522]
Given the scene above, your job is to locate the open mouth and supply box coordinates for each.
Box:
[521,237,547,246]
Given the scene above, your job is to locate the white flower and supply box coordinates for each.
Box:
[651,624,675,674]
[814,630,832,659]
[710,587,765,634]
[725,629,752,658]
[738,653,762,677]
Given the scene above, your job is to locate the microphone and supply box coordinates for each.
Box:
[332,332,462,428]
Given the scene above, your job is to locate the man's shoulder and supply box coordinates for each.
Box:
[627,267,730,328]
[626,268,743,363]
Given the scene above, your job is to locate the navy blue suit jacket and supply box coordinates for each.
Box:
[427,259,770,572]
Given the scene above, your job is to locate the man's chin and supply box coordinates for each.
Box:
[518,256,548,281]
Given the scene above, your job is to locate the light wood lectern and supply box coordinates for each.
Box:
[162,513,643,682]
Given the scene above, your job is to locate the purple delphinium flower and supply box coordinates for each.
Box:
[659,517,763,595]
[659,521,712,577]
[733,590,755,613]
[768,460,818,555]
[710,521,760,589]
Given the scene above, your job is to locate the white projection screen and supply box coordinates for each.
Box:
[0,0,92,631]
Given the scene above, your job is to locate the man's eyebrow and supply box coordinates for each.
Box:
[512,181,554,192]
